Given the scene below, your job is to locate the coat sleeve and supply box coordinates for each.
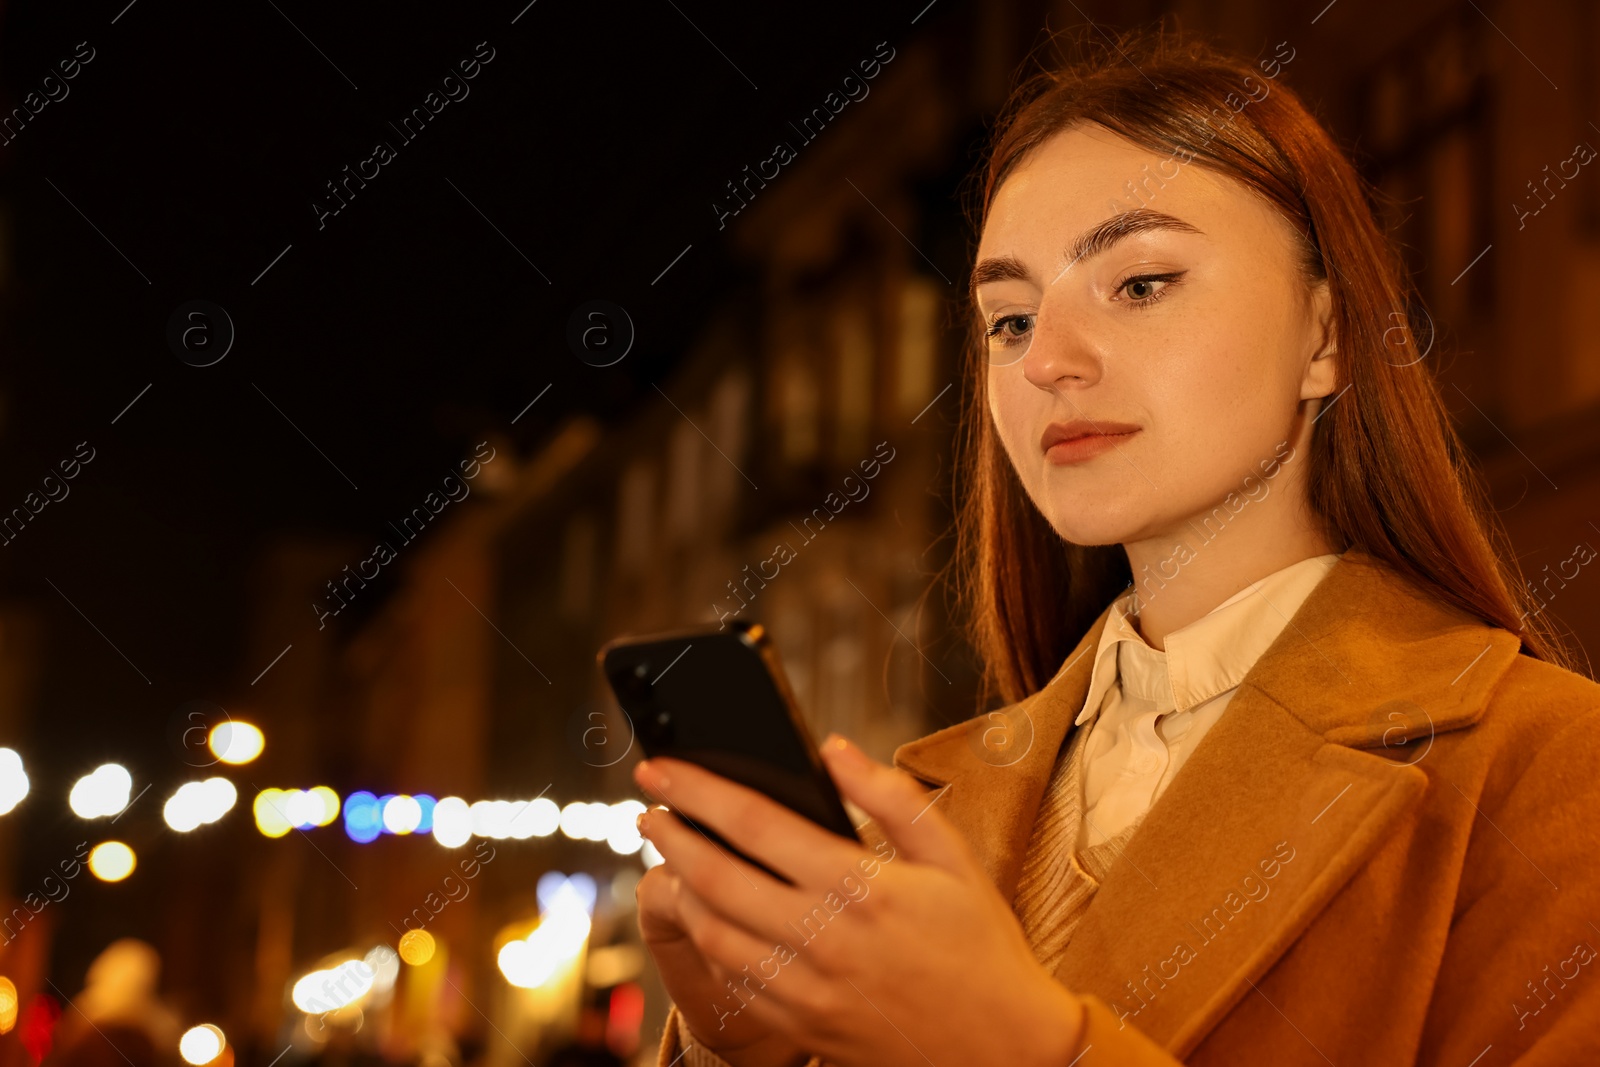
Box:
[1061,996,1186,1065]
[655,995,1185,1066]
[655,1003,825,1067]
[1414,687,1600,1065]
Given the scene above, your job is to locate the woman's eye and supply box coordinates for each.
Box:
[1115,271,1184,308]
[985,314,1034,345]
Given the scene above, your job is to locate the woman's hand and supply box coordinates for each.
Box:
[634,734,1086,1067]
[635,859,811,1067]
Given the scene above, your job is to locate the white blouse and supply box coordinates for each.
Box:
[1066,553,1342,849]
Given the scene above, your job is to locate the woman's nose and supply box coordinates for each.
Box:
[1020,300,1103,392]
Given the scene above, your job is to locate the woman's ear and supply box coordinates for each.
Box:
[1300,278,1338,401]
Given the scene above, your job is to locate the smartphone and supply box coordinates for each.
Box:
[598,620,860,881]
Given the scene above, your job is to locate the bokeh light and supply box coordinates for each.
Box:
[381,795,422,835]
[0,977,16,1034]
[178,1024,225,1065]
[248,789,666,853]
[560,801,601,841]
[69,764,132,819]
[519,797,561,837]
[431,797,471,848]
[255,787,339,837]
[284,788,338,829]
[209,722,264,765]
[284,790,321,828]
[0,750,28,816]
[87,841,136,882]
[291,959,375,1014]
[397,930,436,966]
[343,792,382,844]
[607,800,647,855]
[470,801,502,839]
[363,946,400,994]
[413,794,435,833]
[253,790,292,838]
[498,875,595,989]
[469,797,560,840]
[540,872,597,914]
[163,778,238,832]
[307,787,341,826]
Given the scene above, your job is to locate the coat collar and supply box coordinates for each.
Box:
[890,548,1521,1057]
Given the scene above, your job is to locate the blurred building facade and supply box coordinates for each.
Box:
[25,1,1598,1066]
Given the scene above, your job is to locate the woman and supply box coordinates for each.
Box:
[632,27,1600,1067]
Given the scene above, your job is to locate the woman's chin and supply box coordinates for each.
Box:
[1047,514,1142,549]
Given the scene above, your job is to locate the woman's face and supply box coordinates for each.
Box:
[975,123,1337,548]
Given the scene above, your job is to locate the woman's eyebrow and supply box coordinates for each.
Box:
[970,208,1204,298]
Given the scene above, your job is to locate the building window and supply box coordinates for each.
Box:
[833,303,874,464]
[774,345,820,466]
[615,461,656,575]
[897,275,941,419]
[705,369,750,524]
[559,513,598,622]
[665,417,701,545]
[1356,7,1492,320]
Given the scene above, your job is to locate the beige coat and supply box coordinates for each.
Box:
[657,549,1600,1064]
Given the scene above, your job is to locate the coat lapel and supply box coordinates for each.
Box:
[891,549,1524,1057]
[889,629,1101,906]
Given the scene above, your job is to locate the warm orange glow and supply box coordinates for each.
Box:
[0,977,17,1034]
[398,930,436,966]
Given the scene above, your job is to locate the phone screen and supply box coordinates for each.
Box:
[600,621,860,877]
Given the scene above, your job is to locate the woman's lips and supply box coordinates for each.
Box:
[1043,428,1145,463]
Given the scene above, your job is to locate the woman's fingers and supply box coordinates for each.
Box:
[817,733,979,876]
[641,806,840,948]
[635,861,690,942]
[635,758,868,889]
[671,873,818,1019]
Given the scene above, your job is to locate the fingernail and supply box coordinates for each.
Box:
[634,760,671,792]
[823,733,863,765]
[636,810,650,835]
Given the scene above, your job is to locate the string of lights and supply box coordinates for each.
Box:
[0,720,661,890]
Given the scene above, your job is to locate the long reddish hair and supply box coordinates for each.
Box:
[952,25,1578,708]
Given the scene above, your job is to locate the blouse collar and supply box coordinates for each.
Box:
[1071,552,1343,725]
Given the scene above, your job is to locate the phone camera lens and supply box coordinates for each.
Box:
[650,709,674,746]
[613,661,653,704]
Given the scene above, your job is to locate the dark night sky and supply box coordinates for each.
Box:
[0,0,948,757]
